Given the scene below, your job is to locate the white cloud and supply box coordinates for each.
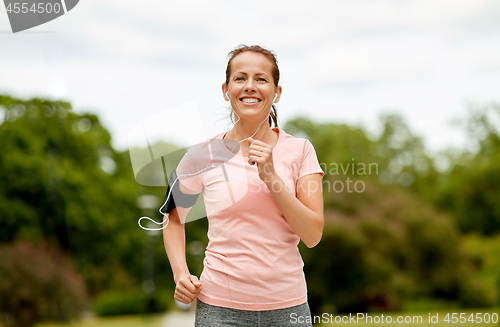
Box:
[1,0,499,153]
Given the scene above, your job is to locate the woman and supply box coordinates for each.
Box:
[163,45,324,326]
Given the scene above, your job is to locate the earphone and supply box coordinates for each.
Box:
[138,105,273,231]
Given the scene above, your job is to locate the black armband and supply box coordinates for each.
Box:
[161,169,200,214]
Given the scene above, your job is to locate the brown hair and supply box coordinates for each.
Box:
[225,45,280,127]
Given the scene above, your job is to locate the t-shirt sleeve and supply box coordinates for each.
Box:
[175,148,204,193]
[298,140,324,179]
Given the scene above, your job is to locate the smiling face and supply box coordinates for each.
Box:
[223,51,282,124]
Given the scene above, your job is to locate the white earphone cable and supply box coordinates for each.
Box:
[138,106,272,231]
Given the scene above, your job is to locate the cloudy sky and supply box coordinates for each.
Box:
[1,0,500,153]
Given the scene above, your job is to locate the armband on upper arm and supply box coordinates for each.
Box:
[161,169,200,214]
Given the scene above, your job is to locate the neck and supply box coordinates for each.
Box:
[226,122,277,157]
[230,119,273,141]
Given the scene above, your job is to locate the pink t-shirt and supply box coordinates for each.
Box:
[176,128,324,310]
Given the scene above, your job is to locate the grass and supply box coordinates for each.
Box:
[402,299,463,312]
[35,313,164,327]
[1,307,495,327]
[316,308,499,327]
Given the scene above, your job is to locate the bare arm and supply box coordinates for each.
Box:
[247,137,324,248]
[162,208,189,283]
[162,183,202,303]
[266,173,324,248]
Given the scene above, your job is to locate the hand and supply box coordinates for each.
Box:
[174,274,202,304]
[247,137,277,184]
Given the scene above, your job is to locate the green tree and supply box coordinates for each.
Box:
[0,95,212,316]
[284,117,494,314]
[436,103,500,235]
[0,95,144,294]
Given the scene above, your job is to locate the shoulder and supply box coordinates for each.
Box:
[180,133,226,172]
[276,128,315,154]
[185,132,225,153]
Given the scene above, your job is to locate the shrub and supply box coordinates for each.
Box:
[0,240,88,327]
[301,179,495,314]
[92,288,168,317]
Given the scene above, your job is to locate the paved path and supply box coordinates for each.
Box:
[161,309,196,327]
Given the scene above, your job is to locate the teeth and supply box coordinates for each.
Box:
[242,98,259,103]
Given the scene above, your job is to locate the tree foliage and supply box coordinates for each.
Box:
[435,104,500,235]
[0,95,149,295]
[1,94,498,320]
[285,117,495,314]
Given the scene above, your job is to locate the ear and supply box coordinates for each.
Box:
[222,83,229,101]
[273,85,283,103]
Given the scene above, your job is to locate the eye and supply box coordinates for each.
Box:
[235,77,245,81]
[257,78,267,82]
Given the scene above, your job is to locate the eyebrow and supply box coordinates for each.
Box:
[234,72,269,77]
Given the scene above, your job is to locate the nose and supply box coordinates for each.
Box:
[244,79,256,92]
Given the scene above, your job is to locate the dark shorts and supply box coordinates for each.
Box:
[194,299,313,327]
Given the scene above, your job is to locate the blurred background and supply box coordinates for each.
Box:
[1,0,499,326]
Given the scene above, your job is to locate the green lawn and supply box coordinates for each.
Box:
[316,308,499,327]
[9,307,496,327]
[36,314,163,327]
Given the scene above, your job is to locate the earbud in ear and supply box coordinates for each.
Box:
[225,92,230,101]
